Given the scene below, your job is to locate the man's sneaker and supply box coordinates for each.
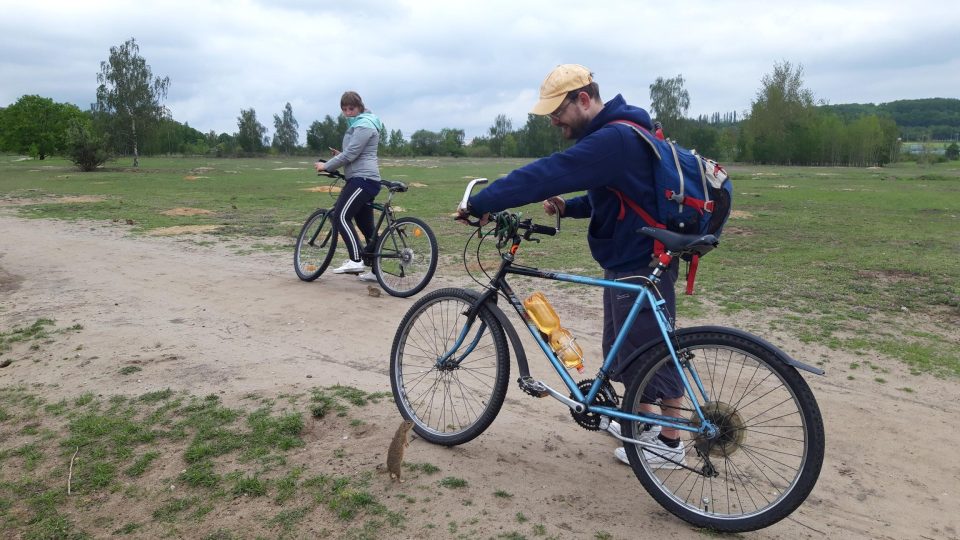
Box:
[607,420,660,441]
[357,271,377,282]
[332,259,366,274]
[615,437,686,469]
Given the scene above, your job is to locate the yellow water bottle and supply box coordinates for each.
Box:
[524,292,585,373]
[523,292,560,335]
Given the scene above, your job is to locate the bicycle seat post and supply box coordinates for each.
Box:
[649,251,675,283]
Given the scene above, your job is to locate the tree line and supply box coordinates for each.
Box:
[1,38,957,170]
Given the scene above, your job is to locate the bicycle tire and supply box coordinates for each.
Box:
[374,216,438,298]
[620,329,824,532]
[294,209,338,281]
[390,288,510,446]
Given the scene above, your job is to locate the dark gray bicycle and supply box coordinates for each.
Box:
[294,168,438,298]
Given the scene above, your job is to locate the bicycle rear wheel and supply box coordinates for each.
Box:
[620,329,824,532]
[374,217,438,298]
[390,288,510,446]
[294,209,338,281]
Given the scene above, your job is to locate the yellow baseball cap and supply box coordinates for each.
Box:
[530,64,593,115]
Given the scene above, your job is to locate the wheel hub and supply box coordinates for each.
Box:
[400,247,415,267]
[691,401,746,457]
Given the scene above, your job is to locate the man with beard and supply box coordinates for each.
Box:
[456,64,687,468]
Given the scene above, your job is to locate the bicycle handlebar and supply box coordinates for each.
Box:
[455,177,562,238]
[457,178,488,212]
[455,178,489,226]
[315,158,345,179]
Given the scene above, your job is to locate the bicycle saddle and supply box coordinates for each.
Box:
[379,179,408,192]
[639,227,718,256]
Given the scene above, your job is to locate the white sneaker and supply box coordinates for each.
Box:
[615,436,686,469]
[332,259,366,274]
[357,271,377,282]
[607,420,660,440]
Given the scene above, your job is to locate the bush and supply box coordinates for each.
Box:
[65,119,111,171]
[946,142,959,161]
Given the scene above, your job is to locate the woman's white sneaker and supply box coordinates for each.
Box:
[332,259,366,274]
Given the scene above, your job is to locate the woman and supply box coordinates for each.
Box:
[315,91,384,282]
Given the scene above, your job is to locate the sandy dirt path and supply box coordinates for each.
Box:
[1,212,957,539]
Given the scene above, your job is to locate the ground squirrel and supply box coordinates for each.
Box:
[387,420,414,482]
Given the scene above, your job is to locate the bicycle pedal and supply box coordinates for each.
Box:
[518,376,549,398]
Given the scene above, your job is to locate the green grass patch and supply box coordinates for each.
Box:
[404,462,440,475]
[439,476,468,489]
[125,450,160,477]
[0,384,408,538]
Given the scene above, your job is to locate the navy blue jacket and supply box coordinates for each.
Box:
[468,94,657,271]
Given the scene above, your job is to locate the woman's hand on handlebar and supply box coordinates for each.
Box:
[314,161,326,173]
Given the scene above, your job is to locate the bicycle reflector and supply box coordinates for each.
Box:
[414,227,423,237]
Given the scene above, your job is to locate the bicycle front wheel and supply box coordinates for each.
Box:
[390,288,510,446]
[374,217,438,298]
[294,209,338,281]
[620,330,824,532]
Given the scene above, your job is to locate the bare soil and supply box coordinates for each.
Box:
[1,212,957,539]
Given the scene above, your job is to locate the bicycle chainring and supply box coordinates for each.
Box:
[570,379,620,431]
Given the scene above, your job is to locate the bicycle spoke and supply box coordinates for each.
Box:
[391,291,508,444]
[623,333,822,531]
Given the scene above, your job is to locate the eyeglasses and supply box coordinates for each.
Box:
[548,93,579,121]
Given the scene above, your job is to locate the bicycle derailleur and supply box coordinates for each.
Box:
[570,378,620,431]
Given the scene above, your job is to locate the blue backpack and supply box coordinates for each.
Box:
[607,120,733,294]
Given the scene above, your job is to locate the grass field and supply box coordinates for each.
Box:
[1,154,959,538]
[1,154,957,377]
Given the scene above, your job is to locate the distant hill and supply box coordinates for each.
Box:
[822,98,960,140]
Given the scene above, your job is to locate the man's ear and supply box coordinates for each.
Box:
[575,91,589,108]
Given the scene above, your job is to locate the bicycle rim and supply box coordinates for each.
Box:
[294,209,337,281]
[375,217,437,297]
[622,331,824,532]
[390,289,509,446]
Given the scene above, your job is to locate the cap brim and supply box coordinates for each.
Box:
[530,94,566,115]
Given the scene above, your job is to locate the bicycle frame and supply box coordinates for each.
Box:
[443,248,719,440]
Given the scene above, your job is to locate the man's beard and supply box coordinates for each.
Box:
[564,113,590,140]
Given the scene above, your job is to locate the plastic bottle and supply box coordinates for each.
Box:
[549,327,585,372]
[523,292,560,335]
[524,292,585,373]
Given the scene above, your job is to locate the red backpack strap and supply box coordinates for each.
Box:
[664,190,714,215]
[607,188,666,257]
[607,188,659,228]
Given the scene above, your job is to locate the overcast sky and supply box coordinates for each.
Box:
[1,0,957,143]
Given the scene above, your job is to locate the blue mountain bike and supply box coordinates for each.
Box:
[388,179,825,532]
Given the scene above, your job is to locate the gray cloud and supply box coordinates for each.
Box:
[1,0,957,142]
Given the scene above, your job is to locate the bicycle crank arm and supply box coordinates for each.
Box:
[519,377,584,413]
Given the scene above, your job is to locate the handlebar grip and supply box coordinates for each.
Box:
[458,178,489,212]
[454,215,482,227]
[529,224,557,236]
[316,158,345,179]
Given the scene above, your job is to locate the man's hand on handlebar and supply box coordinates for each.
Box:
[455,206,490,227]
[543,196,565,217]
[314,161,326,173]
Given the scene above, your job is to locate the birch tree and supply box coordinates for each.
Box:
[95,38,170,167]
